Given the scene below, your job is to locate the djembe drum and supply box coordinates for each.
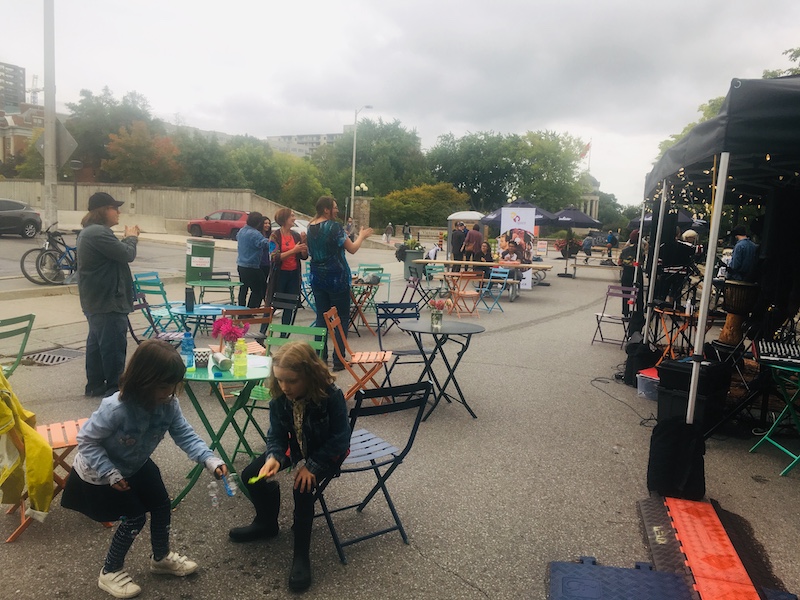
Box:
[718,280,759,345]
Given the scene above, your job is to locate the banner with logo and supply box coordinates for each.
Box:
[500,207,536,290]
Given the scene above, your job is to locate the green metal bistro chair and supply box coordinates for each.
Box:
[0,314,35,378]
[133,279,184,333]
[231,324,327,460]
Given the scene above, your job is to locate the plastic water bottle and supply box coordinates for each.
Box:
[207,480,219,508]
[233,338,248,377]
[181,332,195,371]
[221,474,237,497]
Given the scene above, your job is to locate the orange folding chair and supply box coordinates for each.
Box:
[442,272,482,318]
[6,417,112,542]
[322,307,392,401]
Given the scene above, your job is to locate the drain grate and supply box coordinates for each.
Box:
[27,348,84,366]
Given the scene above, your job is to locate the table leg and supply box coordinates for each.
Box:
[408,332,447,420]
[432,334,477,419]
[172,380,257,508]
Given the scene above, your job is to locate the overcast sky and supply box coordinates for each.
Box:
[5,0,799,206]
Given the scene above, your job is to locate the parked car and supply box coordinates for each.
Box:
[0,198,42,238]
[187,210,249,239]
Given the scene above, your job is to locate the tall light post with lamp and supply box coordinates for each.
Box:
[349,104,372,222]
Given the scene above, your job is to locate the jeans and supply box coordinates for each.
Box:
[238,266,266,308]
[312,285,350,368]
[85,312,129,395]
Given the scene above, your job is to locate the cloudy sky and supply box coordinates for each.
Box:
[6,0,799,206]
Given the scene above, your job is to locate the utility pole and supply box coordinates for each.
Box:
[42,0,58,229]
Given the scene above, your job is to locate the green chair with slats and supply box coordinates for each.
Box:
[0,314,35,379]
[231,324,327,460]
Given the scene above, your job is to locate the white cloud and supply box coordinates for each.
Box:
[6,0,800,205]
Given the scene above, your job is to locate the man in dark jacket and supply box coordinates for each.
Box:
[77,192,140,397]
[451,222,466,272]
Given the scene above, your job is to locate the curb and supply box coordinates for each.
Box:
[0,274,188,302]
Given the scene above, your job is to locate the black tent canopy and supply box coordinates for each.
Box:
[643,75,800,425]
[645,75,800,204]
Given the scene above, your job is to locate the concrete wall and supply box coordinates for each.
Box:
[0,180,311,232]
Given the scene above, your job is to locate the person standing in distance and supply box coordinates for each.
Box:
[451,222,467,272]
[77,192,140,398]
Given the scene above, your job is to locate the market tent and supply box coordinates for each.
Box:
[480,200,556,226]
[643,75,800,425]
[445,210,485,259]
[552,207,601,229]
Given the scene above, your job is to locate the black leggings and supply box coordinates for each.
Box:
[238,266,266,308]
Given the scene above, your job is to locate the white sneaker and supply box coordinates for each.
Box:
[150,551,198,576]
[98,569,142,599]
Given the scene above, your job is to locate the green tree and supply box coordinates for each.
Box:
[370,183,469,228]
[271,153,329,215]
[227,136,282,199]
[65,88,163,180]
[174,130,246,189]
[15,129,44,179]
[310,118,429,201]
[102,121,183,185]
[511,131,586,212]
[427,131,516,212]
[762,47,800,78]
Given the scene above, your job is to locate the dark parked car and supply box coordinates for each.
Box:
[187,210,249,239]
[0,198,42,238]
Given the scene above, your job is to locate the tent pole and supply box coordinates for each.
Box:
[633,199,647,291]
[686,152,730,425]
[644,184,668,345]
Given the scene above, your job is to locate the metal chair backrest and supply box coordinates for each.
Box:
[376,302,420,345]
[0,314,35,378]
[270,292,300,325]
[264,323,327,356]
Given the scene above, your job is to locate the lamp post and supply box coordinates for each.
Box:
[349,104,372,221]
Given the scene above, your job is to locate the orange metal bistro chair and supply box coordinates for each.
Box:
[442,272,482,318]
[6,417,112,542]
[322,307,392,401]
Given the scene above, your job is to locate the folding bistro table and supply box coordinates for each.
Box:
[398,320,484,421]
[172,355,272,508]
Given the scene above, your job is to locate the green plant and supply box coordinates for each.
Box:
[404,238,424,251]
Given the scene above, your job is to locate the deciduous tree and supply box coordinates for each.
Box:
[102,121,182,185]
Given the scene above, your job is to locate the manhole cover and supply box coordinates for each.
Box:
[26,348,84,366]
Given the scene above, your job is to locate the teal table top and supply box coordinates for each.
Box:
[184,355,272,383]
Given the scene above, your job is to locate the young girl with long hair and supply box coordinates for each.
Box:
[62,340,228,599]
[229,341,350,593]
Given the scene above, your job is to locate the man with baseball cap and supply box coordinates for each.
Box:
[77,192,140,397]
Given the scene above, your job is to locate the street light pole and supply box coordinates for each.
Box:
[349,104,372,221]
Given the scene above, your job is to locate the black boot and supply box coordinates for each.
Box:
[229,479,280,543]
[288,528,312,592]
[288,490,314,593]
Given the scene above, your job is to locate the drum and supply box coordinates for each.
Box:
[722,280,759,316]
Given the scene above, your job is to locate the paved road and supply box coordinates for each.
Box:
[1,243,798,600]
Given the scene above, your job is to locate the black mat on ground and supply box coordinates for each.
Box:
[548,556,694,600]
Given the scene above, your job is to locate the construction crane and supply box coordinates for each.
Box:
[29,74,44,106]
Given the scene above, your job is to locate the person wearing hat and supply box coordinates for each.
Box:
[450,222,467,272]
[77,192,140,397]
[727,224,757,282]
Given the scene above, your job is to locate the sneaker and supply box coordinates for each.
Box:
[149,552,198,577]
[98,569,141,599]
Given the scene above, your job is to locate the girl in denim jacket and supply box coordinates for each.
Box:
[62,340,228,599]
[229,341,350,593]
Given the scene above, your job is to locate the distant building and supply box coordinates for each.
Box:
[265,131,345,157]
[579,172,600,220]
[0,62,26,113]
[0,103,44,164]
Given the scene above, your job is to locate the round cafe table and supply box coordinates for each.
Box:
[397,320,484,421]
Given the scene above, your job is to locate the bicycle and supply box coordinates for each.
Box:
[36,227,78,285]
[19,223,59,285]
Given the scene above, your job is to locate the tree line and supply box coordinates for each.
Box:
[2,86,633,229]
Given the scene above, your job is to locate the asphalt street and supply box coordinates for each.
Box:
[1,240,798,600]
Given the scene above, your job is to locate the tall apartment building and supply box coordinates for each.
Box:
[265,131,345,157]
[0,62,26,113]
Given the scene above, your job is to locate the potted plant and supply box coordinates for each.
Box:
[554,233,581,258]
[396,237,426,279]
[211,317,249,357]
